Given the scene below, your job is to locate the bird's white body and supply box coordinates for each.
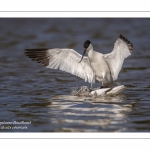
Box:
[86,45,113,87]
[25,34,133,89]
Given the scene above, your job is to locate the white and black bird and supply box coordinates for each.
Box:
[25,34,133,88]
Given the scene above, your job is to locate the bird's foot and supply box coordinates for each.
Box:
[89,88,93,92]
[99,86,104,89]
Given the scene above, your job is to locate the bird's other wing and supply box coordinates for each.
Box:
[25,48,95,83]
[103,34,133,81]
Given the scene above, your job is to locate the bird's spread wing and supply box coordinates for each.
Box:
[25,48,95,83]
[103,34,133,81]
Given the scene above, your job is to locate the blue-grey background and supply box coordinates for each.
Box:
[0,18,150,132]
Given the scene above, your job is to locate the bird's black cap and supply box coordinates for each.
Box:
[83,40,91,49]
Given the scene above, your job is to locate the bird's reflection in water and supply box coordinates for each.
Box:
[49,94,132,132]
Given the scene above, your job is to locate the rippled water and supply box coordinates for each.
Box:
[0,18,150,132]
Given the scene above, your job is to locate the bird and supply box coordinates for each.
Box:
[25,34,133,88]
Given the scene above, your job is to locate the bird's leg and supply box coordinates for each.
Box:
[89,83,93,92]
[100,78,104,89]
[90,83,93,88]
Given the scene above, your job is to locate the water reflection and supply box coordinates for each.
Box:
[49,95,132,132]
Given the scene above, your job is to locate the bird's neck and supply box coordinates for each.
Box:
[87,48,95,61]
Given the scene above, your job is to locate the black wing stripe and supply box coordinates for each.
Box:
[25,49,50,66]
[119,34,133,53]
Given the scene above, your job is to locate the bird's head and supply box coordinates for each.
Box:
[79,40,92,63]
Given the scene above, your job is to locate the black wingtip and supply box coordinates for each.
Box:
[25,49,50,66]
[118,34,133,53]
